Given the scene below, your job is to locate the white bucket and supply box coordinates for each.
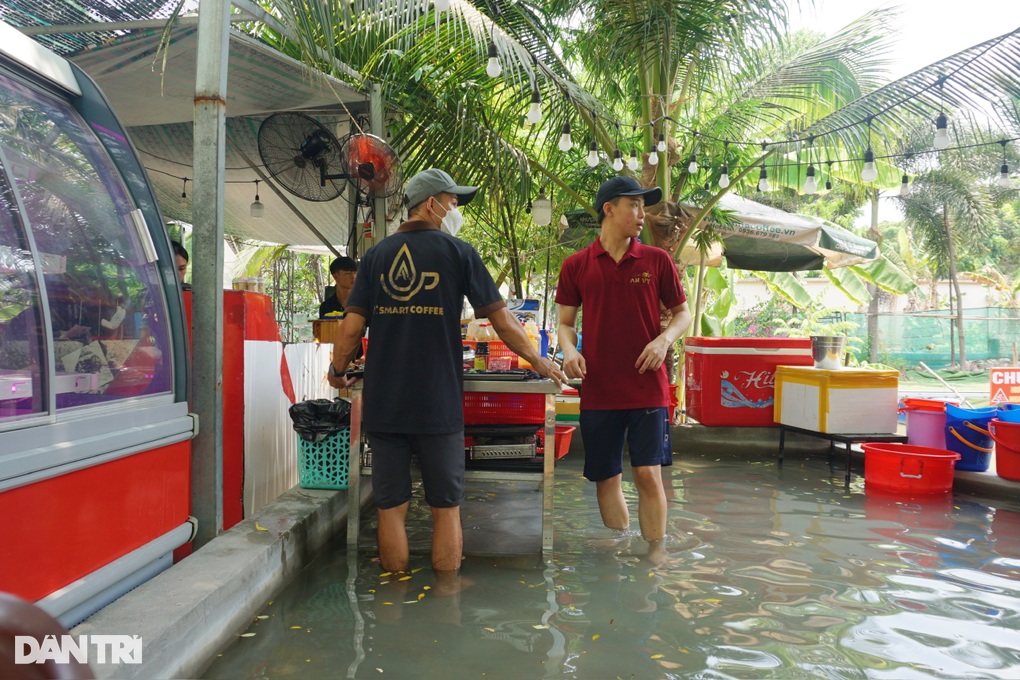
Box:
[810,335,846,370]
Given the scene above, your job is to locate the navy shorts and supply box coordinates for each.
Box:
[365,431,465,509]
[579,408,672,482]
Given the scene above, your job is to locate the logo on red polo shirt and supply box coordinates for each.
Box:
[629,270,652,285]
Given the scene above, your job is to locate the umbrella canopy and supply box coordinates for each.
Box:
[559,193,876,273]
[709,193,879,272]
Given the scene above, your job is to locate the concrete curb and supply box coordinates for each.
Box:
[72,482,372,680]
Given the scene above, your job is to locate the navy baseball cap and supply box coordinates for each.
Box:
[594,176,662,221]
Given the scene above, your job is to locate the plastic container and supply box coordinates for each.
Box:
[463,391,544,425]
[774,366,899,434]
[684,337,813,427]
[297,428,350,490]
[464,340,519,368]
[862,443,960,496]
[989,418,1020,481]
[997,405,1020,423]
[900,398,950,449]
[944,403,996,471]
[810,336,847,370]
[537,425,576,459]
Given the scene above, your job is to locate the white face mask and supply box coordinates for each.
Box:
[434,201,464,237]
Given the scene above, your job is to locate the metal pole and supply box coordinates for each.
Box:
[369,82,386,246]
[190,0,231,549]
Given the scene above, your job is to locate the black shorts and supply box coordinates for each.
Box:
[579,408,672,482]
[366,431,465,509]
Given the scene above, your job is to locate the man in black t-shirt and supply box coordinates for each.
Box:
[318,255,357,319]
[327,168,565,576]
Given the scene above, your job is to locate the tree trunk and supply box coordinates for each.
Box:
[944,207,967,367]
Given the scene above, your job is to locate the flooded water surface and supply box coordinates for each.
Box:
[204,451,1020,679]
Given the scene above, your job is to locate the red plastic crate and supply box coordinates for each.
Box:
[463,391,544,424]
[537,425,575,459]
[463,340,519,368]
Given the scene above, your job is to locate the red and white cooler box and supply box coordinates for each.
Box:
[684,337,814,426]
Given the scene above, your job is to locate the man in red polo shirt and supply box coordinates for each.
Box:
[556,176,692,556]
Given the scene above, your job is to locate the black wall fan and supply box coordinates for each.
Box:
[257,112,401,202]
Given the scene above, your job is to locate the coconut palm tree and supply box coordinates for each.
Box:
[248,0,902,287]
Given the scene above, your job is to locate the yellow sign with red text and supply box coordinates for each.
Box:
[990,367,1020,405]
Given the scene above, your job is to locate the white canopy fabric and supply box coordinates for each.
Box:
[67,24,371,247]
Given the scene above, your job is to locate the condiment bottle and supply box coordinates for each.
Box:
[474,341,489,370]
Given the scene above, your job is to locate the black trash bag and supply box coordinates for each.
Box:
[289,398,352,442]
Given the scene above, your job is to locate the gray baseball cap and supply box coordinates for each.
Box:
[404,168,478,210]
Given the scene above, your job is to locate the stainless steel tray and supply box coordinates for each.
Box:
[468,442,536,460]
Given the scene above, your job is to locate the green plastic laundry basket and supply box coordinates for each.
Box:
[297,428,350,490]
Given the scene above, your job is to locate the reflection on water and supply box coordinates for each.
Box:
[204,452,1020,679]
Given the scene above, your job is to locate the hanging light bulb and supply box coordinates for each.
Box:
[687,153,698,174]
[656,133,666,153]
[558,121,573,152]
[627,147,639,171]
[717,165,730,189]
[900,173,911,196]
[612,149,624,172]
[757,165,770,192]
[933,113,950,150]
[647,145,659,166]
[433,0,450,12]
[861,148,878,183]
[532,188,552,226]
[250,179,264,219]
[586,140,599,167]
[825,161,834,191]
[179,178,188,208]
[999,162,1012,188]
[485,42,502,78]
[803,165,817,195]
[997,140,1012,188]
[526,86,542,124]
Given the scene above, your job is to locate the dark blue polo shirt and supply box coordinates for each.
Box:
[346,219,505,433]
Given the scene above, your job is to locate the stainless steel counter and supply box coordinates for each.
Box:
[346,378,560,556]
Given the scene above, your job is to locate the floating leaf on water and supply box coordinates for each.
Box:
[423,586,431,591]
[399,575,412,581]
[533,624,549,629]
[411,567,424,574]
[380,571,393,577]
[256,615,268,620]
[651,654,664,659]
[290,626,303,630]
[382,601,394,605]
[591,634,600,641]
[484,627,495,633]
[240,633,256,638]
[417,593,425,601]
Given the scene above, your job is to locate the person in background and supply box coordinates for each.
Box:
[556,176,692,562]
[171,240,191,291]
[319,255,358,319]
[326,168,566,577]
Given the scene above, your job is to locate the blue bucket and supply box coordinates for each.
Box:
[997,404,1020,423]
[945,404,995,471]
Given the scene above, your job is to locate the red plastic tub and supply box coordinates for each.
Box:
[989,418,1020,482]
[862,443,961,496]
[684,337,813,427]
